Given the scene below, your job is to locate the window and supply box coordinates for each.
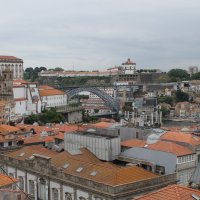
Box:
[52,188,59,200]
[29,180,35,196]
[79,197,87,200]
[38,178,47,200]
[76,167,83,172]
[90,171,97,176]
[18,176,24,190]
[9,172,14,178]
[65,192,72,200]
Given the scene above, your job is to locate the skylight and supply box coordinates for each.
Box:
[90,171,97,176]
[29,156,35,160]
[63,163,69,169]
[76,167,83,172]
[19,152,25,157]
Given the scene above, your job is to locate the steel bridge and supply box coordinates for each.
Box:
[66,87,120,113]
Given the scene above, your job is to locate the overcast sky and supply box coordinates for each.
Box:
[1,0,200,71]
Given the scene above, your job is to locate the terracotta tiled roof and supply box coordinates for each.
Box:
[0,56,22,61]
[121,139,146,148]
[161,131,200,146]
[91,122,115,129]
[54,132,65,140]
[6,146,157,186]
[134,184,200,200]
[148,141,193,156]
[121,139,193,156]
[0,125,20,135]
[0,173,18,187]
[39,86,65,96]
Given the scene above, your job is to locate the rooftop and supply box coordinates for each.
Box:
[121,139,193,156]
[134,184,200,200]
[0,173,18,188]
[0,125,20,135]
[39,86,65,96]
[0,56,23,62]
[161,131,200,146]
[6,145,158,186]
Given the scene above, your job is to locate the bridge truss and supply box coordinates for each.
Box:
[66,87,120,113]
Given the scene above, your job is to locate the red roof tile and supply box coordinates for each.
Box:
[134,184,200,200]
[161,131,200,146]
[0,173,18,187]
[121,139,193,156]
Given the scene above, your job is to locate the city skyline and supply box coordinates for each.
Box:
[1,0,200,70]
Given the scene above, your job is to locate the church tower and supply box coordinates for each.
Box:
[0,67,13,101]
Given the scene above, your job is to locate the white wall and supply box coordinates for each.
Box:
[65,133,121,161]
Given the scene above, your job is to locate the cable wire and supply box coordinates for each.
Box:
[0,166,32,200]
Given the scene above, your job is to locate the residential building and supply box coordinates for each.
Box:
[120,139,196,184]
[80,87,115,115]
[0,173,18,190]
[134,184,200,200]
[0,124,24,150]
[0,145,177,200]
[0,190,27,200]
[175,102,200,118]
[0,172,27,200]
[124,97,162,127]
[39,85,67,110]
[13,79,42,117]
[0,56,23,79]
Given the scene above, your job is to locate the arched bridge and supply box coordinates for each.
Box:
[66,87,120,113]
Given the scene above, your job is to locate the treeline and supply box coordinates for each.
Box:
[167,68,200,82]
[24,67,64,81]
[24,108,65,124]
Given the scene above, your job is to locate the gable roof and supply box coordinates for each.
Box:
[134,184,200,200]
[161,131,200,146]
[121,139,193,156]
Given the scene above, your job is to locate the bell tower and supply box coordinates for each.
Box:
[0,67,13,101]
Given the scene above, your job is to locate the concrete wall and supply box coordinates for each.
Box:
[64,133,121,161]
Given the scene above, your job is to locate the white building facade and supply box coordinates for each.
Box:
[39,86,68,110]
[0,56,23,79]
[13,80,42,117]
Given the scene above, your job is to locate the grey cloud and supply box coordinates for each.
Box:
[1,0,200,70]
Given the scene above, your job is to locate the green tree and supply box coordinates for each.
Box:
[175,90,189,102]
[54,67,64,71]
[168,69,190,82]
[24,108,65,124]
[158,96,173,105]
[191,72,200,80]
[24,114,39,124]
[161,107,170,117]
